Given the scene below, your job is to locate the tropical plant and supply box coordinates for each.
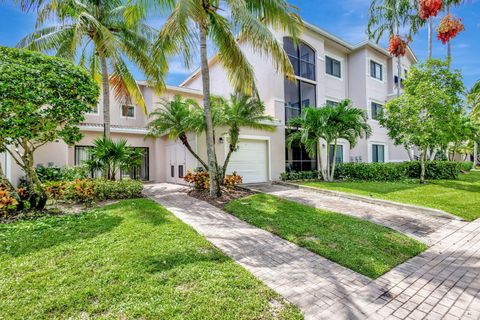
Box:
[17,0,166,138]
[83,137,143,181]
[216,93,275,183]
[0,46,99,210]
[152,0,302,197]
[148,95,210,170]
[469,80,480,120]
[368,0,422,96]
[287,100,371,182]
[380,59,465,183]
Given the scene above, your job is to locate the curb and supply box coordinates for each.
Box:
[271,181,464,221]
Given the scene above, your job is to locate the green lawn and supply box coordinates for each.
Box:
[225,194,427,279]
[0,199,302,320]
[301,171,480,221]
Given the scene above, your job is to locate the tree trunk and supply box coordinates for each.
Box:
[447,4,452,62]
[179,134,208,171]
[397,56,402,97]
[474,142,478,168]
[405,145,413,161]
[100,55,111,139]
[420,149,426,184]
[428,18,433,59]
[199,26,220,197]
[329,140,338,182]
[318,140,327,181]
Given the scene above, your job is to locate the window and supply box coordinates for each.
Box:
[121,147,149,181]
[371,102,383,120]
[326,100,339,106]
[326,56,341,78]
[370,60,383,81]
[284,37,316,80]
[121,105,135,118]
[178,165,184,179]
[329,145,344,164]
[372,144,385,163]
[170,165,175,178]
[284,79,316,122]
[285,130,317,172]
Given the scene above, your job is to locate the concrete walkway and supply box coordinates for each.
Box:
[247,183,464,246]
[144,183,480,320]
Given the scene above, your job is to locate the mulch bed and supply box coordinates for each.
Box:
[188,187,256,209]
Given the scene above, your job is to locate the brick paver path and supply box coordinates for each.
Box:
[145,183,480,320]
[249,183,464,246]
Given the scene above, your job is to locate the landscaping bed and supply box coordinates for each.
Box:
[225,194,427,279]
[300,171,480,221]
[188,186,256,209]
[0,199,302,319]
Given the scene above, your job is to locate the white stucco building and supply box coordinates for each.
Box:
[2,22,418,185]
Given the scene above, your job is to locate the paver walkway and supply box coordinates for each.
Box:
[248,183,464,246]
[144,183,480,320]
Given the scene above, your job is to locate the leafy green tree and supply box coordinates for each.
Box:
[0,46,99,209]
[288,100,371,182]
[18,0,166,138]
[152,0,301,197]
[148,95,210,170]
[84,137,143,180]
[380,59,465,183]
[216,94,275,183]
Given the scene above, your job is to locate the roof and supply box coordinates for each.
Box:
[137,81,203,96]
[180,20,418,87]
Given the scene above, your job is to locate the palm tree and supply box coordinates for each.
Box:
[288,101,371,182]
[148,95,210,170]
[368,0,422,97]
[444,0,465,60]
[217,93,275,182]
[469,80,480,120]
[152,0,301,197]
[17,0,167,138]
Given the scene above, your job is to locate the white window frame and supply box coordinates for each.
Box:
[368,58,385,83]
[368,142,389,163]
[325,54,343,80]
[325,96,341,106]
[329,142,347,164]
[121,104,136,119]
[367,98,386,122]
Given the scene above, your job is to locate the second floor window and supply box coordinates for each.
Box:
[370,60,383,81]
[372,144,385,163]
[284,79,316,123]
[326,56,341,78]
[121,105,135,118]
[371,102,383,120]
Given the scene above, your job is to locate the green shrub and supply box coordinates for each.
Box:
[458,162,473,172]
[45,179,143,204]
[280,171,320,181]
[36,166,90,183]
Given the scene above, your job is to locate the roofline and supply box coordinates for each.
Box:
[137,80,203,96]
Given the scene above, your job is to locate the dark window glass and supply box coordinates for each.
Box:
[178,165,184,179]
[372,144,385,163]
[283,37,316,81]
[326,56,341,78]
[121,147,149,181]
[122,105,135,118]
[171,165,175,178]
[284,79,317,123]
[300,82,316,108]
[329,145,344,164]
[326,100,339,106]
[371,102,383,120]
[370,61,383,81]
[285,129,317,172]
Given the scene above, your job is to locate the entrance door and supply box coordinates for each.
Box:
[166,143,187,184]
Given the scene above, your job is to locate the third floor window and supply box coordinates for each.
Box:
[370,60,383,81]
[284,37,316,81]
[121,105,135,118]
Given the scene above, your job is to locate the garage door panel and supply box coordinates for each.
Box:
[227,139,268,183]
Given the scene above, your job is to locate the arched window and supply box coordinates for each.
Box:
[284,37,316,80]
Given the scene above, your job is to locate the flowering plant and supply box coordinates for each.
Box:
[419,0,443,20]
[389,36,408,57]
[437,14,465,45]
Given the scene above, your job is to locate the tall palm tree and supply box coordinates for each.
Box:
[368,0,422,97]
[148,95,210,170]
[469,80,480,120]
[17,0,167,138]
[287,101,371,182]
[217,93,275,182]
[152,0,302,197]
[444,0,465,60]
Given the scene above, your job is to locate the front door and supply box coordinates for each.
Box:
[166,143,187,184]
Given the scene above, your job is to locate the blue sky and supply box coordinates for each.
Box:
[1,0,479,88]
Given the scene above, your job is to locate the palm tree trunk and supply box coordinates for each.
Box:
[420,148,427,184]
[318,141,327,181]
[397,56,402,97]
[100,56,111,139]
[474,142,478,168]
[329,141,338,182]
[447,4,452,62]
[222,143,236,182]
[428,18,433,59]
[179,134,208,171]
[199,26,220,197]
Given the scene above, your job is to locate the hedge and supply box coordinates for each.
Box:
[280,161,473,182]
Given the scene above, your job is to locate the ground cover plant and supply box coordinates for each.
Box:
[0,199,302,320]
[301,171,480,221]
[225,194,427,278]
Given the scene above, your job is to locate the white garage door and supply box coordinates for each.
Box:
[227,139,268,183]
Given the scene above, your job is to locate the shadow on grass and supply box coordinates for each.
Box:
[432,180,480,193]
[0,212,123,258]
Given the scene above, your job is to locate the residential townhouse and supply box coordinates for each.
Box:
[1,22,418,185]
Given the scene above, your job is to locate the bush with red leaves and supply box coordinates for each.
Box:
[419,0,443,20]
[437,14,465,44]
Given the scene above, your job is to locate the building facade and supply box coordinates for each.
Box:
[2,22,418,185]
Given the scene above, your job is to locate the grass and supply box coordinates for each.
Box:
[300,171,480,221]
[0,199,302,320]
[225,194,427,279]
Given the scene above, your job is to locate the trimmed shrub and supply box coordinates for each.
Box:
[280,171,320,181]
[458,162,473,172]
[183,170,243,190]
[335,162,408,181]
